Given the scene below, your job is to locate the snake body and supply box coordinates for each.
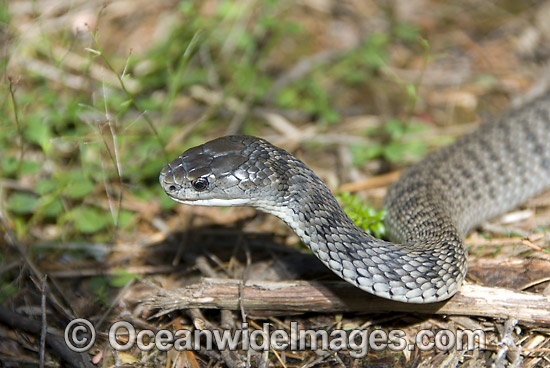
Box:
[160,95,550,303]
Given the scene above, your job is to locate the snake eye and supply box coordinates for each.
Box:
[191,177,209,191]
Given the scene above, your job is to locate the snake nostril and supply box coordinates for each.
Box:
[168,185,177,192]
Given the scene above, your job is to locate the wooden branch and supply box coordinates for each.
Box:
[0,307,93,368]
[145,278,550,326]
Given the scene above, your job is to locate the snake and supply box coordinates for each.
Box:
[159,94,550,303]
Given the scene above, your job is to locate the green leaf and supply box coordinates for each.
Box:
[393,23,419,42]
[405,83,418,102]
[36,178,58,195]
[276,88,299,108]
[118,210,135,228]
[179,1,194,14]
[41,198,64,217]
[383,141,407,162]
[109,269,137,287]
[402,140,427,159]
[406,121,429,134]
[21,160,40,174]
[73,207,108,234]
[384,119,406,139]
[1,156,18,176]
[89,276,108,292]
[64,178,95,199]
[24,115,52,152]
[89,276,110,307]
[337,192,386,238]
[120,99,133,108]
[363,32,389,68]
[350,144,383,166]
[6,193,38,214]
[319,107,340,124]
[0,283,18,303]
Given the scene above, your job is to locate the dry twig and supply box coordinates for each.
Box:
[144,278,550,327]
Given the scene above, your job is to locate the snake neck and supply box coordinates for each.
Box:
[253,160,467,303]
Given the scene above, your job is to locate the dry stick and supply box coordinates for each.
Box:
[338,170,402,193]
[46,264,188,278]
[7,77,24,171]
[147,278,550,327]
[0,307,93,368]
[187,309,245,368]
[40,275,47,368]
[0,356,57,367]
[172,213,194,266]
[192,255,244,367]
[520,277,550,291]
[239,236,251,322]
[0,210,74,319]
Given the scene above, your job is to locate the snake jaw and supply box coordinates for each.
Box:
[180,198,251,206]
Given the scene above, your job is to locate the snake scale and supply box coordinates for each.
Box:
[160,94,550,303]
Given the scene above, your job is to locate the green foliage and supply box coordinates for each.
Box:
[337,192,386,238]
[330,33,390,86]
[275,72,340,124]
[393,22,420,43]
[1,1,427,263]
[24,113,53,153]
[138,0,299,115]
[89,269,137,307]
[0,250,17,303]
[89,276,110,307]
[351,119,428,165]
[63,178,95,199]
[0,282,18,304]
[274,31,394,124]
[1,156,18,177]
[346,31,431,166]
[6,192,38,215]
[273,22,425,124]
[109,268,138,287]
[67,206,109,234]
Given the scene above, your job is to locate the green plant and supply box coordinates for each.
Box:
[349,35,431,166]
[89,269,137,307]
[275,71,340,124]
[337,192,386,238]
[350,118,429,165]
[329,32,390,86]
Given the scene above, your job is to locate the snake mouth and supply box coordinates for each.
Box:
[161,189,200,205]
[167,193,251,207]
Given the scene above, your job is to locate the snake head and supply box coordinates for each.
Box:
[159,135,290,207]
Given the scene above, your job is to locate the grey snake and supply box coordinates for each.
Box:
[159,94,550,303]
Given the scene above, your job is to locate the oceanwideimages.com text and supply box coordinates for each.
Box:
[65,319,485,358]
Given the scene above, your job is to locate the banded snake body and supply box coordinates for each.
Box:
[160,95,550,303]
